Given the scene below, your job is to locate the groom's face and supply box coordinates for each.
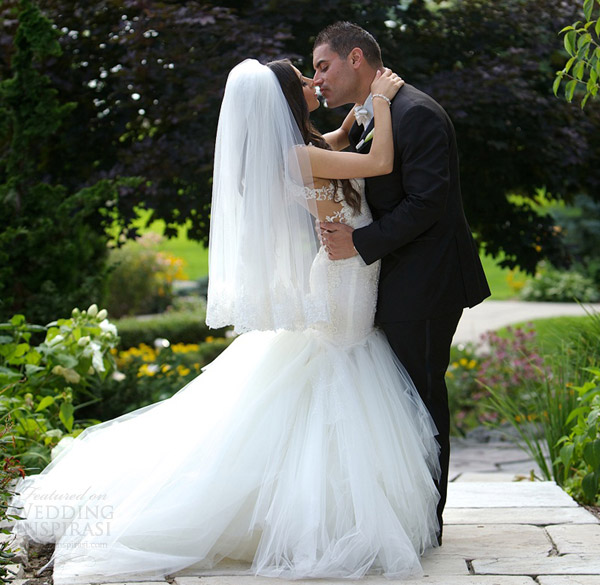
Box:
[312,43,356,108]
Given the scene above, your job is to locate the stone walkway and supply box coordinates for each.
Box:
[164,441,600,585]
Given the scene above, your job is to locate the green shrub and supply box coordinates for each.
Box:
[556,368,600,505]
[551,194,600,286]
[103,233,187,318]
[483,309,600,505]
[115,309,228,349]
[0,305,119,470]
[0,418,24,583]
[520,261,600,302]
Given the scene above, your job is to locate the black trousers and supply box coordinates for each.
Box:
[380,308,463,536]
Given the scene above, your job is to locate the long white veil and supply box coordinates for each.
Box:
[206,59,327,333]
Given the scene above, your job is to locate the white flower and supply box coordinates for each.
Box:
[112,371,126,382]
[63,368,81,384]
[99,319,117,337]
[77,336,91,347]
[87,303,98,317]
[89,341,105,372]
[48,334,64,346]
[96,309,108,321]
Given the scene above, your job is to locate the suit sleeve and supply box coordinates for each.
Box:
[353,104,451,264]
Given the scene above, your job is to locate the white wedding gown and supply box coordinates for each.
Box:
[13,181,440,583]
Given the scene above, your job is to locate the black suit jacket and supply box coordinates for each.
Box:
[351,84,490,322]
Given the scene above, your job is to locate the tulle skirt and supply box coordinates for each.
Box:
[13,328,440,583]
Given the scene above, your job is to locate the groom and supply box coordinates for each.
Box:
[314,22,490,542]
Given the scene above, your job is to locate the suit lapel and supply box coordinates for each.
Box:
[355,119,374,153]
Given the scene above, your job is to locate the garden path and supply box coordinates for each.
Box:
[454,299,600,345]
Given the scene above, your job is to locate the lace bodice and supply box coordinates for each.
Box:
[306,180,380,346]
[303,179,373,229]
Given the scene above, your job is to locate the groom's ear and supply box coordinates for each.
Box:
[348,48,364,69]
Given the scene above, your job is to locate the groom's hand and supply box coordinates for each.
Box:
[320,222,357,260]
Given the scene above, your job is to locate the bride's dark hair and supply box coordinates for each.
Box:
[266,59,361,214]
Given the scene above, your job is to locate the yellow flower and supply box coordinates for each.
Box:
[459,357,469,367]
[138,363,157,377]
[172,343,199,354]
[468,359,477,369]
[177,365,191,377]
[205,336,214,343]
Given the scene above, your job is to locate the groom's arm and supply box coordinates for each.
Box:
[352,104,451,264]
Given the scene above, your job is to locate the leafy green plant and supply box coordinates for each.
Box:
[486,366,578,482]
[103,233,187,318]
[557,368,600,504]
[483,309,600,505]
[519,262,600,302]
[554,0,600,107]
[0,305,119,470]
[447,324,548,436]
[551,194,600,288]
[0,418,24,583]
[0,0,138,324]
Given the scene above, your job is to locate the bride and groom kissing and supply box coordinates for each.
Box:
[13,21,490,583]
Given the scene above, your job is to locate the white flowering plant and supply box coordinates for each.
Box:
[0,304,119,471]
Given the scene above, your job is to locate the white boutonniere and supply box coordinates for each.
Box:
[356,129,374,151]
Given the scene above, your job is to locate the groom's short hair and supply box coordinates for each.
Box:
[313,22,383,69]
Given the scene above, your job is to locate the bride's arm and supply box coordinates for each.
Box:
[307,69,402,179]
[322,109,355,151]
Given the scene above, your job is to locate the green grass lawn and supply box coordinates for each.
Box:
[496,313,599,355]
[479,254,526,300]
[132,211,209,280]
[134,210,527,296]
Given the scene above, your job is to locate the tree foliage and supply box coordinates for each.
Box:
[0,0,136,323]
[555,0,600,107]
[370,0,600,273]
[1,0,600,282]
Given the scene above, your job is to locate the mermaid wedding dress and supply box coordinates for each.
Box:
[13,181,440,583]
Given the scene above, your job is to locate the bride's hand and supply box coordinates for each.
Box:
[370,68,404,101]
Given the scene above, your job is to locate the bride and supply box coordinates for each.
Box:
[13,59,440,583]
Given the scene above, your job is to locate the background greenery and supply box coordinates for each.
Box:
[1,0,600,323]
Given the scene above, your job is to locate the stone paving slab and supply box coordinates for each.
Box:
[449,443,545,478]
[173,554,471,580]
[419,553,469,575]
[537,577,600,585]
[453,472,530,482]
[174,577,536,585]
[96,582,166,585]
[472,554,600,575]
[546,524,600,554]
[444,506,599,525]
[446,481,578,508]
[434,524,552,557]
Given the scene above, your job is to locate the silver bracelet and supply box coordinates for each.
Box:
[372,93,391,106]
